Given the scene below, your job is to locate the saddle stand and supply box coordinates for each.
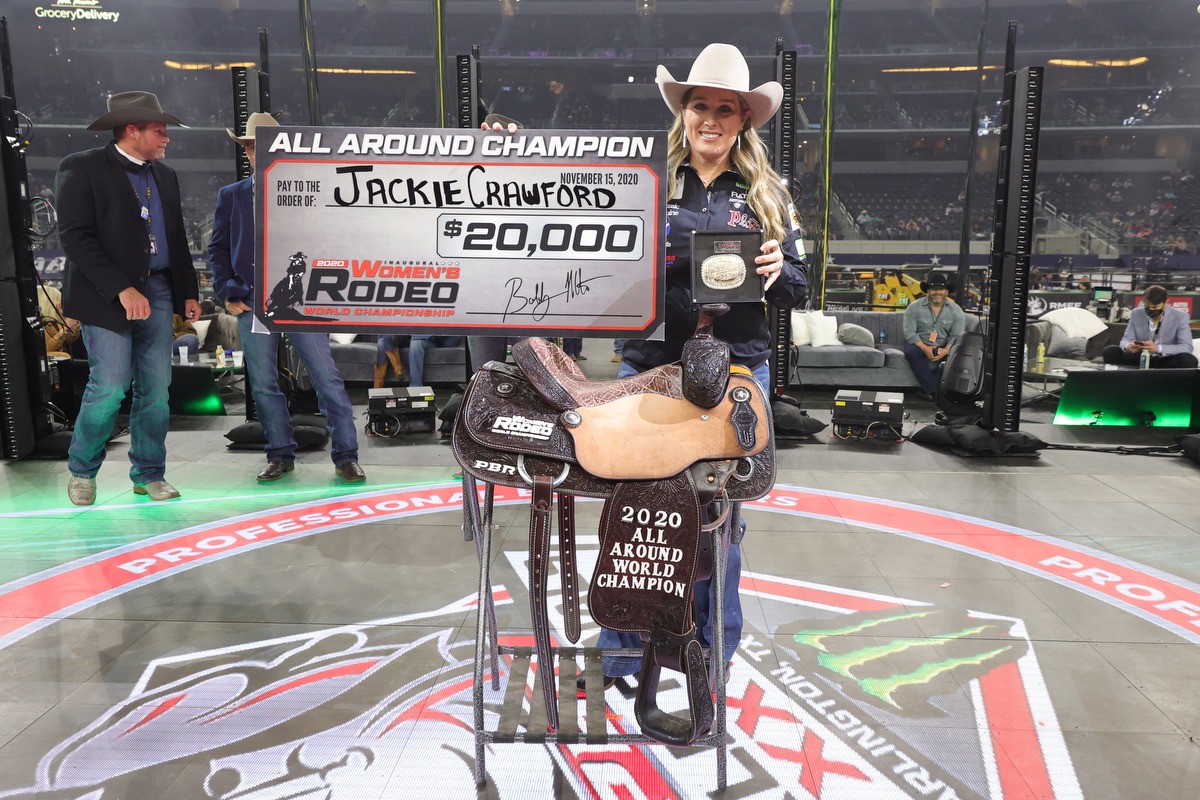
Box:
[454,305,776,790]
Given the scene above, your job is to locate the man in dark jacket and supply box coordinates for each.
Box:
[208,113,364,484]
[57,91,201,505]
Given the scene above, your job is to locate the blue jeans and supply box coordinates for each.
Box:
[408,335,462,387]
[375,334,402,366]
[69,273,174,483]
[173,333,200,356]
[237,313,359,465]
[562,337,582,356]
[468,336,513,373]
[903,342,941,394]
[598,359,768,676]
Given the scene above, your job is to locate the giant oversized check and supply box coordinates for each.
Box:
[254,126,667,337]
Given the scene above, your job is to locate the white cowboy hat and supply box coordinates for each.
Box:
[87,91,187,131]
[656,43,783,129]
[484,112,524,129]
[227,112,279,144]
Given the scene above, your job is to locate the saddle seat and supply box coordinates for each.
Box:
[511,337,770,481]
[513,336,683,410]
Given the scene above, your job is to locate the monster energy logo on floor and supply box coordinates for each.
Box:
[789,607,1028,715]
[793,609,1017,710]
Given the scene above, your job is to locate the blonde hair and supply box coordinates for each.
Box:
[665,91,791,245]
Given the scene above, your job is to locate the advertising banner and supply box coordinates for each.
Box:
[1026,290,1090,319]
[254,126,667,338]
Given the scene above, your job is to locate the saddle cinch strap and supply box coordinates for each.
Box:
[588,473,716,746]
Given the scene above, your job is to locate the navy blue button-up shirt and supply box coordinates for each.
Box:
[623,164,808,371]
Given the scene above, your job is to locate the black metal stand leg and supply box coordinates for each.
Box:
[463,476,500,689]
[472,490,494,787]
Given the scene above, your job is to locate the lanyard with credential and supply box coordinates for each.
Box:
[131,168,158,256]
[927,301,944,345]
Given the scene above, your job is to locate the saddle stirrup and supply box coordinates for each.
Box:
[636,633,714,747]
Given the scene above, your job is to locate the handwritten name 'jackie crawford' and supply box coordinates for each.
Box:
[331,165,616,209]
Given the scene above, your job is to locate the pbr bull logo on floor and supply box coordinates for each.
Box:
[2,564,1080,800]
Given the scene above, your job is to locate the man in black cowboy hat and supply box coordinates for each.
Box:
[903,271,966,400]
[57,91,201,505]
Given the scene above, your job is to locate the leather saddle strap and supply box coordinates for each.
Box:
[589,473,707,746]
[558,494,581,644]
[529,475,559,731]
[730,501,745,545]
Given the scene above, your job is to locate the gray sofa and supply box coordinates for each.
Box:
[1024,318,1125,362]
[328,334,470,386]
[791,309,981,389]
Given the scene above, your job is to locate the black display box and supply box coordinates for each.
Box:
[690,231,764,304]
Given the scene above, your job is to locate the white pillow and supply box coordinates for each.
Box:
[328,333,358,345]
[806,311,841,347]
[192,319,211,347]
[192,319,211,348]
[790,310,812,346]
[1041,307,1108,340]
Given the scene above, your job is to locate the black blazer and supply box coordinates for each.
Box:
[56,142,198,332]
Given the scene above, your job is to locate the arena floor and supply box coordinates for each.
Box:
[2,337,1198,800]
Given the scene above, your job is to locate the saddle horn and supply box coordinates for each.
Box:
[681,303,731,409]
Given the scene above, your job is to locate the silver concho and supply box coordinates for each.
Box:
[700,253,746,291]
[730,386,752,403]
[560,409,583,428]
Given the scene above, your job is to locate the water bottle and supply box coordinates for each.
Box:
[1036,342,1046,364]
[878,328,887,345]
[1140,348,1151,369]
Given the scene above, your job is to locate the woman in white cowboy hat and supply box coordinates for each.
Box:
[602,44,809,686]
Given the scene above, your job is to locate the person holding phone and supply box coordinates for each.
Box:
[1103,284,1198,368]
[902,271,966,400]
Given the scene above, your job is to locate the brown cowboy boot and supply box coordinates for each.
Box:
[385,348,406,382]
[373,361,388,389]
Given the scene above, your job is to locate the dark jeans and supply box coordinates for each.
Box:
[1102,345,1199,369]
[409,336,463,387]
[903,342,943,393]
[467,337,516,373]
[69,273,174,483]
[237,312,359,465]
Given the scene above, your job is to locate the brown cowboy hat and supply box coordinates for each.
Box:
[87,91,186,131]
[227,112,279,144]
[656,43,783,129]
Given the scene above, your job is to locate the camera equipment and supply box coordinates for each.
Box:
[366,386,436,437]
[831,389,905,440]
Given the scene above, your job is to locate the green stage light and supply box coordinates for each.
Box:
[176,390,226,416]
[1053,369,1200,428]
